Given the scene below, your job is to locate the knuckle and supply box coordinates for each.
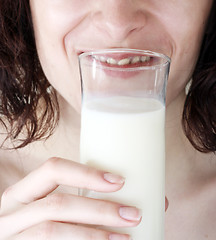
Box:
[83,165,93,176]
[42,193,65,212]
[43,157,62,173]
[82,166,99,188]
[87,229,109,240]
[83,165,97,180]
[96,201,112,216]
[35,221,55,240]
[76,225,108,240]
[87,231,98,240]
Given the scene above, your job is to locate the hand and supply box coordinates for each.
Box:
[0,157,141,240]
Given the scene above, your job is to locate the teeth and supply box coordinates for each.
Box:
[94,55,150,66]
[100,56,107,63]
[141,56,150,62]
[118,58,131,66]
[107,58,117,65]
[131,56,140,64]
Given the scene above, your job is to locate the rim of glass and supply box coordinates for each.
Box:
[79,48,170,71]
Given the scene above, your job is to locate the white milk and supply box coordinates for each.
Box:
[80,96,165,240]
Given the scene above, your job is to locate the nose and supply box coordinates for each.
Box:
[92,0,146,42]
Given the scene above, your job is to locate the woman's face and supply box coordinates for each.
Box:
[30,0,213,111]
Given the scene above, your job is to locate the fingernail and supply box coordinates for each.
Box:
[109,233,132,240]
[104,173,125,184]
[119,206,142,221]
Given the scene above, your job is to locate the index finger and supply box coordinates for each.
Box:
[1,157,125,208]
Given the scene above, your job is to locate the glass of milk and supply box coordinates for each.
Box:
[78,49,170,240]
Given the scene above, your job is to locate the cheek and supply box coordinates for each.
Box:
[30,1,90,110]
[166,36,203,105]
[160,2,211,103]
[36,35,82,112]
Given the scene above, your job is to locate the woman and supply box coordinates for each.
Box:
[0,0,215,239]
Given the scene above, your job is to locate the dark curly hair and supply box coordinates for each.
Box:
[182,0,216,153]
[0,1,215,151]
[0,0,59,149]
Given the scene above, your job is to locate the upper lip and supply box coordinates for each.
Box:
[77,48,153,58]
[76,47,171,65]
[76,47,142,55]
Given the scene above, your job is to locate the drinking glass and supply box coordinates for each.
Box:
[79,49,170,240]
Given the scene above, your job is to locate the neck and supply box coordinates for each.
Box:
[57,94,81,130]
[39,94,81,162]
[166,90,216,199]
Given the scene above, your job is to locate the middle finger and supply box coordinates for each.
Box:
[1,194,141,238]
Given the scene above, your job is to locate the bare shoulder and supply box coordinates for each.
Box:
[0,150,24,196]
[166,175,216,240]
[193,177,216,239]
[0,124,25,195]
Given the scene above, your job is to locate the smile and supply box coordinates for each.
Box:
[93,55,151,66]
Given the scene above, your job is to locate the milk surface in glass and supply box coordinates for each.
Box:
[80,96,165,240]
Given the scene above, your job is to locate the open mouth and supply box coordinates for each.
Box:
[90,52,154,71]
[88,54,153,79]
[78,49,156,70]
[79,49,170,79]
[93,54,151,68]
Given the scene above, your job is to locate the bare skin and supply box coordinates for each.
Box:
[165,91,216,239]
[0,0,215,239]
[0,90,216,239]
